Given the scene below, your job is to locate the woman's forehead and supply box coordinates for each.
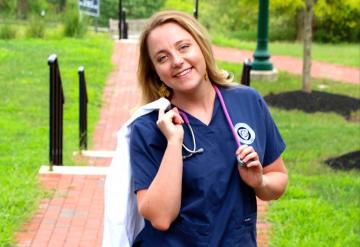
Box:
[147,23,194,52]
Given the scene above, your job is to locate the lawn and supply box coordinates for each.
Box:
[0,32,359,246]
[219,61,360,246]
[213,35,360,68]
[0,33,113,245]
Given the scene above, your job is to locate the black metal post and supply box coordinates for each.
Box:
[194,0,199,19]
[118,0,122,39]
[78,66,88,150]
[122,8,128,39]
[48,54,65,166]
[240,59,252,86]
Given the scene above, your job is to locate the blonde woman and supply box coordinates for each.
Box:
[130,10,288,246]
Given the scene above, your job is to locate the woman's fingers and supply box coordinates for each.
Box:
[242,151,258,164]
[157,107,175,125]
[236,145,255,160]
[157,107,184,141]
[172,107,184,124]
[244,159,261,168]
[235,145,259,167]
[157,106,168,125]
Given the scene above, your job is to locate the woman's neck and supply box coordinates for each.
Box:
[171,82,216,124]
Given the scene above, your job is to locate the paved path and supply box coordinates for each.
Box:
[15,40,357,247]
[15,41,141,247]
[213,45,359,84]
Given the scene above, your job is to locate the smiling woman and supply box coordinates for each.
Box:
[107,10,288,247]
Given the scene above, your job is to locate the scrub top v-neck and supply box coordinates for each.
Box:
[130,86,285,247]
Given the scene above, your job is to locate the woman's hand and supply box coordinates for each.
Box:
[157,107,184,143]
[236,146,288,201]
[235,145,263,189]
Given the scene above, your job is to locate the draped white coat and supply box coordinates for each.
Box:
[102,98,171,247]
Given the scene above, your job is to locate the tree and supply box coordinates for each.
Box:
[16,0,28,19]
[302,0,314,93]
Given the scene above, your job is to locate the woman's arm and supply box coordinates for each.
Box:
[136,107,184,231]
[236,145,288,201]
[253,157,288,201]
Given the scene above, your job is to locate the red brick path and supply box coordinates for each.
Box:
[15,41,140,247]
[213,45,359,84]
[15,41,357,247]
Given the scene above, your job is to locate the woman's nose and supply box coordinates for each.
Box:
[171,53,184,67]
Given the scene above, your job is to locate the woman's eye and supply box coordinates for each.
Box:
[157,55,167,63]
[179,44,190,51]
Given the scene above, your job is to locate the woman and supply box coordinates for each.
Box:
[130,10,288,246]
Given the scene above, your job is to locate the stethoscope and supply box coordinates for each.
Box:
[178,111,204,159]
[177,84,245,166]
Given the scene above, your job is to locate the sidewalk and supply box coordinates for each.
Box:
[213,45,359,84]
[15,41,140,247]
[15,40,357,247]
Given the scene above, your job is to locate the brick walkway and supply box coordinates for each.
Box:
[213,45,359,84]
[15,40,140,247]
[15,40,358,247]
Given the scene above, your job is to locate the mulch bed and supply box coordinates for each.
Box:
[325,151,360,171]
[264,90,360,170]
[263,90,360,120]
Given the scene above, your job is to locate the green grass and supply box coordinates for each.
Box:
[212,35,360,68]
[218,60,360,246]
[0,33,113,245]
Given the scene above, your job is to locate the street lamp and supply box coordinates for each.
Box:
[118,0,122,39]
[252,0,273,71]
[194,0,199,19]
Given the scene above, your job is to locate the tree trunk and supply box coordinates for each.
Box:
[296,9,305,41]
[16,0,28,19]
[302,0,313,93]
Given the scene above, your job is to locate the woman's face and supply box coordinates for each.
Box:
[147,22,207,95]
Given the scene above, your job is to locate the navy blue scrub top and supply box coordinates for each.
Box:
[130,86,285,247]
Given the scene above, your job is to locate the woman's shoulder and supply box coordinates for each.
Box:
[132,110,158,126]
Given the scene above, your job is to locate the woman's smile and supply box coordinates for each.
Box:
[173,67,192,78]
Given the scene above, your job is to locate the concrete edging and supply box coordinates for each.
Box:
[39,165,109,175]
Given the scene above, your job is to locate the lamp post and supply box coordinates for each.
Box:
[118,0,122,39]
[194,0,199,19]
[252,0,273,71]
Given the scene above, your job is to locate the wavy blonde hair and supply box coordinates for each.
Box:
[137,10,233,104]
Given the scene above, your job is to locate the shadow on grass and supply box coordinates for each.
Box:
[263,90,360,121]
[264,90,360,170]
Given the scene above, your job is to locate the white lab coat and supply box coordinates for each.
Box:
[102,98,170,247]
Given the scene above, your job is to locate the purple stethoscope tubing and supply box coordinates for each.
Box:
[212,84,241,148]
[213,84,246,166]
[213,85,245,166]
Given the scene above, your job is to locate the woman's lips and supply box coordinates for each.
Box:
[174,67,192,78]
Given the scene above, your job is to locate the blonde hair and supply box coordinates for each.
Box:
[137,10,233,104]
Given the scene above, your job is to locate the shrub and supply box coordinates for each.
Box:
[63,0,87,37]
[0,24,17,39]
[270,14,297,41]
[314,0,360,43]
[25,16,45,38]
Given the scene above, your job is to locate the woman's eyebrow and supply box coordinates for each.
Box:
[152,39,192,59]
[174,39,192,46]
